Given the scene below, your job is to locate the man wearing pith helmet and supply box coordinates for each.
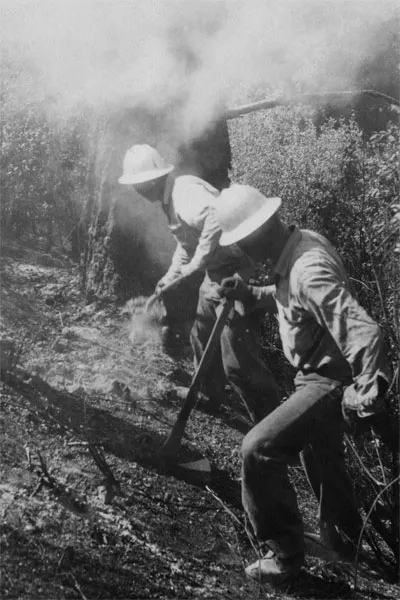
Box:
[119,145,281,422]
[214,184,390,584]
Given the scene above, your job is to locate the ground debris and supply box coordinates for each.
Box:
[1,241,399,600]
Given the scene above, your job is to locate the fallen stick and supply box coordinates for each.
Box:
[205,486,242,527]
[226,89,400,119]
[71,574,90,600]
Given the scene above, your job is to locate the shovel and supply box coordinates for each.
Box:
[162,297,234,461]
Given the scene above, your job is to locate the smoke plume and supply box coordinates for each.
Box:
[1,0,398,142]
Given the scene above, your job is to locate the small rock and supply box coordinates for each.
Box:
[111,381,135,403]
[67,383,85,396]
[0,338,16,373]
[61,327,80,341]
[40,283,65,304]
[61,326,98,342]
[97,485,114,505]
[52,338,69,353]
[57,546,75,572]
[111,380,125,397]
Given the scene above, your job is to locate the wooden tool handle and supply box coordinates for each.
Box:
[162,298,234,460]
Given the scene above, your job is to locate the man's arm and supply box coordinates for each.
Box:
[217,277,277,314]
[167,243,191,278]
[297,262,390,416]
[179,207,222,277]
[247,283,278,314]
[156,243,190,291]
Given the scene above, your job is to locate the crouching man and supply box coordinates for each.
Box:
[213,184,391,584]
[119,145,281,422]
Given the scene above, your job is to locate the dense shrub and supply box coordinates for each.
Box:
[0,60,97,257]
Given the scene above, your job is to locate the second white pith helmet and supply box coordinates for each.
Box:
[119,144,174,185]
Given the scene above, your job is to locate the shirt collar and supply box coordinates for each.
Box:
[274,226,301,279]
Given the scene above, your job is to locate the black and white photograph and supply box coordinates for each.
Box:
[1,1,399,598]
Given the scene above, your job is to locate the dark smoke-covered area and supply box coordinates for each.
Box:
[1,0,398,302]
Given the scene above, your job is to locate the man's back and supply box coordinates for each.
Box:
[164,173,247,274]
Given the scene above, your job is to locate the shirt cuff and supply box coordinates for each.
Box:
[247,285,276,312]
[342,371,390,417]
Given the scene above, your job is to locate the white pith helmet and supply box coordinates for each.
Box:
[119,144,174,185]
[215,184,282,246]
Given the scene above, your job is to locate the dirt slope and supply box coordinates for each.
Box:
[1,238,398,600]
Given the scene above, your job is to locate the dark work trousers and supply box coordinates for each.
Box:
[190,276,281,423]
[241,371,363,557]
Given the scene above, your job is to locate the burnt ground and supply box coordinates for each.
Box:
[1,237,399,600]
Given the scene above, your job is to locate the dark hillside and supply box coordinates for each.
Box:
[1,200,399,599]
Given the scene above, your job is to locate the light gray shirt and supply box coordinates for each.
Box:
[162,174,248,281]
[249,227,390,416]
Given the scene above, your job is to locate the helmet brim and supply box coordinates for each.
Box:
[118,165,174,185]
[219,196,281,246]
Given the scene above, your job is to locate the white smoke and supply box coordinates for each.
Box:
[1,0,398,142]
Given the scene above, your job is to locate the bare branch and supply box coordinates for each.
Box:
[353,476,400,591]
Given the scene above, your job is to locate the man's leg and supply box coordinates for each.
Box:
[299,383,363,552]
[189,283,227,407]
[220,310,281,422]
[241,374,348,581]
[161,273,202,358]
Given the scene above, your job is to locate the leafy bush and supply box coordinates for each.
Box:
[0,60,97,257]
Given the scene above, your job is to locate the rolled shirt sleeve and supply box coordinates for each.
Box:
[247,284,278,314]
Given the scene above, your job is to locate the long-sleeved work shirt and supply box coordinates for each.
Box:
[249,227,390,416]
[162,174,250,282]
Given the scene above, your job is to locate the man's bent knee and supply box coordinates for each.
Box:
[241,423,274,464]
